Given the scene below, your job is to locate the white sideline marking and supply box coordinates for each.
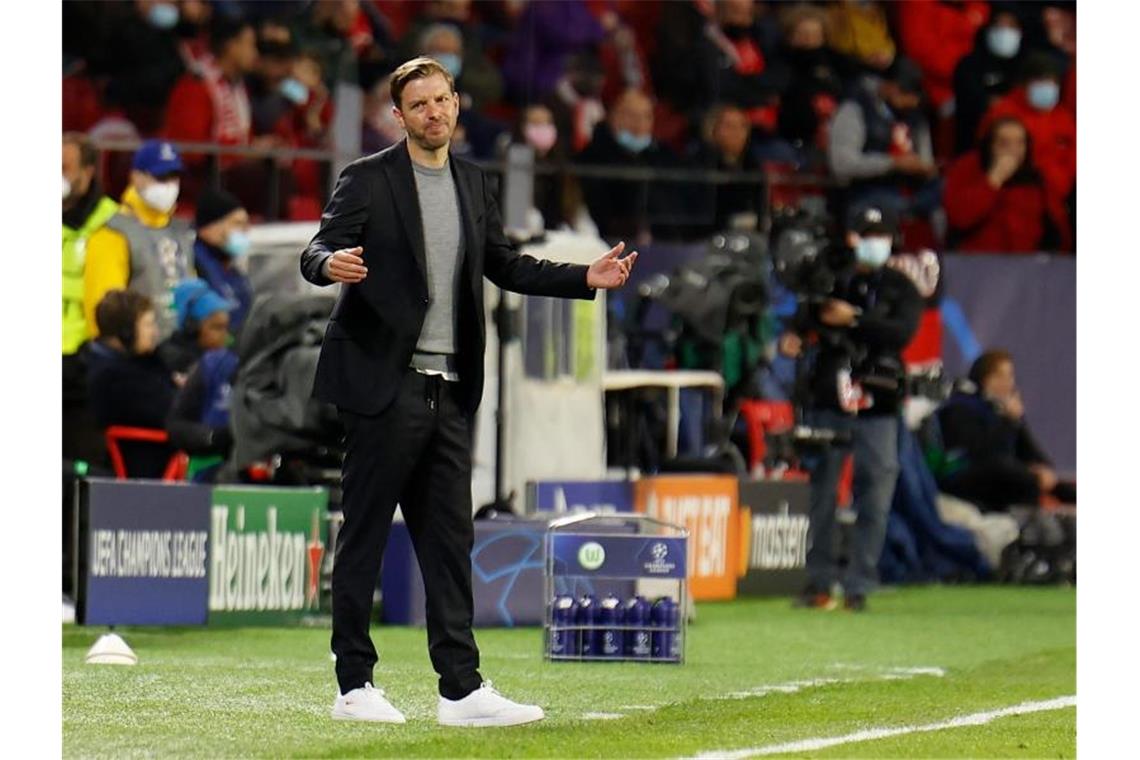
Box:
[688,695,1077,759]
[584,667,945,721]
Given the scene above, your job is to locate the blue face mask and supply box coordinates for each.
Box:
[986,26,1021,59]
[434,53,463,80]
[1027,80,1060,111]
[223,230,252,258]
[279,77,310,106]
[854,236,892,268]
[616,129,652,154]
[148,2,180,30]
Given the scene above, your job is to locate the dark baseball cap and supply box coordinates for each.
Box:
[848,204,898,236]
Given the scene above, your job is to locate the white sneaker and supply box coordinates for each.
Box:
[331,683,407,723]
[438,681,545,727]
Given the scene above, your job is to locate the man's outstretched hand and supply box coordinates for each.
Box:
[324,247,368,284]
[586,241,639,290]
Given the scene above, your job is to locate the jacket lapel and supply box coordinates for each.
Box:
[449,157,481,291]
[384,141,428,286]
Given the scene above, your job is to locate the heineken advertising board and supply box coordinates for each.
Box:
[208,486,329,625]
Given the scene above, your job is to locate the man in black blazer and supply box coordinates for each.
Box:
[301,57,637,727]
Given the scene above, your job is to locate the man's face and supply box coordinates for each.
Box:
[983,360,1016,400]
[712,108,750,158]
[62,142,94,204]
[394,73,460,151]
[198,311,231,350]
[611,92,654,138]
[226,27,259,73]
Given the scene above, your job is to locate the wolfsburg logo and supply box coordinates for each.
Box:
[209,505,308,612]
[578,542,606,571]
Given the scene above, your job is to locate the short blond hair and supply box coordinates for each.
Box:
[390,56,456,109]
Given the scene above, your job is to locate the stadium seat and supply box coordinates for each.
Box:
[104,426,188,482]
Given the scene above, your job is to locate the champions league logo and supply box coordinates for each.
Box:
[643,541,677,576]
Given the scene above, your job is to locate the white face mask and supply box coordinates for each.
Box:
[140,180,180,213]
[854,236,892,267]
[62,175,72,199]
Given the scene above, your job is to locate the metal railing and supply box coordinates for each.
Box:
[89,138,830,231]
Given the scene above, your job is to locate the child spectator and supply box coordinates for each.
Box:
[158,279,237,375]
[87,290,177,478]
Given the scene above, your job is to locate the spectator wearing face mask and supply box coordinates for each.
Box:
[944,116,1072,253]
[953,7,1026,155]
[158,278,237,376]
[576,89,679,244]
[976,53,1075,204]
[505,104,580,232]
[418,24,507,159]
[248,24,302,139]
[89,1,187,134]
[191,188,254,333]
[83,140,196,342]
[405,5,504,112]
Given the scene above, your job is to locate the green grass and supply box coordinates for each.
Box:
[63,586,1075,759]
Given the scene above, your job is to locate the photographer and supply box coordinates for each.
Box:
[780,205,922,611]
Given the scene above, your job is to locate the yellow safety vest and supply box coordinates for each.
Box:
[63,197,119,354]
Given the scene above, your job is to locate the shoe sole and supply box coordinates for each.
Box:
[331,710,406,724]
[438,713,545,728]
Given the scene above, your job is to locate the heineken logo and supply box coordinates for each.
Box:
[209,505,321,613]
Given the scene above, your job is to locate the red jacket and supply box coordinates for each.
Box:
[977,86,1076,202]
[944,151,1072,253]
[162,59,251,169]
[896,0,989,110]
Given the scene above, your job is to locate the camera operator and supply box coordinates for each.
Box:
[780,205,922,611]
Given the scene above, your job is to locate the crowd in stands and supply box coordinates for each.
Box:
[61,2,1077,592]
[64,0,1076,253]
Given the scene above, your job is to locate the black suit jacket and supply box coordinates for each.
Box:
[300,140,596,416]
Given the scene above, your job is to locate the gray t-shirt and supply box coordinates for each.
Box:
[411,159,465,360]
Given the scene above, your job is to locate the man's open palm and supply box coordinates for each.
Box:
[587,241,639,290]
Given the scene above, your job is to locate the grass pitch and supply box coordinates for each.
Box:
[63,586,1074,758]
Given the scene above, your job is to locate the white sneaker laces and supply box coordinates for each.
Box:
[480,680,501,697]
